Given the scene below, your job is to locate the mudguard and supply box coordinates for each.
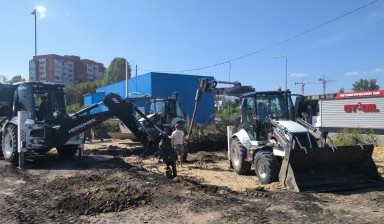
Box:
[232,129,252,149]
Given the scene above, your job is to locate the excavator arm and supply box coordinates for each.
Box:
[187,78,254,139]
[52,93,162,147]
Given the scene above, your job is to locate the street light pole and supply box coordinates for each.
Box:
[31,9,37,80]
[274,55,288,91]
[31,9,37,57]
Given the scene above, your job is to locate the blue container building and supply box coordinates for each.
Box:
[84,72,214,124]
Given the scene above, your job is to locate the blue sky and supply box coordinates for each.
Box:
[0,0,383,95]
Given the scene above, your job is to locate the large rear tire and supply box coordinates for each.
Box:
[2,124,18,164]
[57,145,78,159]
[230,138,251,174]
[254,149,281,184]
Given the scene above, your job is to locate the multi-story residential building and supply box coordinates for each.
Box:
[29,54,105,85]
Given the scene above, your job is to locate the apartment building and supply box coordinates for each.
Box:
[29,54,105,85]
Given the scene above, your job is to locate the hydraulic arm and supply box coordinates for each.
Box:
[187,78,254,139]
[52,93,162,147]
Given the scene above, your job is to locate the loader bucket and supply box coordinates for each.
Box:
[279,145,383,192]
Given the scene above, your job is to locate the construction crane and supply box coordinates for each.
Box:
[294,78,318,96]
[319,74,336,94]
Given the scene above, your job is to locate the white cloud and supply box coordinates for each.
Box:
[368,11,384,23]
[290,73,308,77]
[35,5,47,19]
[372,68,384,74]
[345,71,359,76]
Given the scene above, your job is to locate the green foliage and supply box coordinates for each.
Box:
[186,123,219,142]
[64,81,101,108]
[0,74,7,83]
[0,75,26,84]
[352,78,380,91]
[103,57,131,85]
[94,119,120,133]
[215,106,241,133]
[333,128,376,146]
[66,103,82,114]
[8,75,26,84]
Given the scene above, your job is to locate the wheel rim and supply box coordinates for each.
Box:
[3,133,13,157]
[257,160,267,179]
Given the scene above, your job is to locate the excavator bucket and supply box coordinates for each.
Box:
[279,144,383,192]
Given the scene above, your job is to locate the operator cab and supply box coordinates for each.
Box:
[149,96,186,131]
[14,82,67,124]
[0,84,17,124]
[240,90,295,141]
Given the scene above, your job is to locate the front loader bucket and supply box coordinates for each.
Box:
[279,145,383,192]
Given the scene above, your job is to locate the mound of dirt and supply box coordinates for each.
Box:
[47,173,153,215]
[187,132,227,152]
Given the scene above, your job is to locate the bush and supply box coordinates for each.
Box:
[215,106,241,133]
[333,128,376,146]
[97,119,120,132]
[66,103,82,114]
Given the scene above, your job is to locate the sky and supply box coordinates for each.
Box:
[0,0,384,95]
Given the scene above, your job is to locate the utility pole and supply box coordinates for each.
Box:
[125,60,128,98]
[273,56,288,91]
[319,74,336,95]
[135,64,138,92]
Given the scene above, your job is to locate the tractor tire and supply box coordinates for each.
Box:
[57,145,78,159]
[0,136,3,158]
[2,124,18,165]
[230,138,251,175]
[254,149,281,184]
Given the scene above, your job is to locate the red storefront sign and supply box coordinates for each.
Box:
[344,102,379,113]
[336,90,384,99]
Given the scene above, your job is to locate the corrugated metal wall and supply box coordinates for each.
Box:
[83,92,105,113]
[320,97,384,129]
[97,81,127,98]
[84,72,214,124]
[151,73,214,124]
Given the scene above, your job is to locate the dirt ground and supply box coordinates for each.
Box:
[0,138,384,224]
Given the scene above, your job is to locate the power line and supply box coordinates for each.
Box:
[152,0,380,74]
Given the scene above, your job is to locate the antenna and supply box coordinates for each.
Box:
[318,74,337,94]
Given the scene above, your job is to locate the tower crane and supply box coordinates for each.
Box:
[319,74,337,94]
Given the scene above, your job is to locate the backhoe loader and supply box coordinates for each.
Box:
[189,78,383,192]
[0,81,168,170]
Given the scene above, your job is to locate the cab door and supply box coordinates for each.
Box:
[0,84,16,117]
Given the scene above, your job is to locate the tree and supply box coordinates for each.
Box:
[8,75,26,84]
[0,74,7,83]
[103,57,131,85]
[352,78,380,91]
[64,80,102,106]
[338,87,345,93]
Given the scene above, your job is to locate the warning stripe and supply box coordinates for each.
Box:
[20,130,26,141]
